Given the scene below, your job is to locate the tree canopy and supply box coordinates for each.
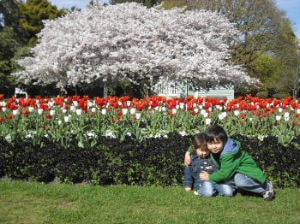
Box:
[15,2,257,93]
[0,0,66,96]
[162,0,300,97]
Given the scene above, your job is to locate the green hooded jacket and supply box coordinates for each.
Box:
[210,138,267,184]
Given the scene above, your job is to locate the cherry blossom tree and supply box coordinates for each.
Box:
[14,1,258,94]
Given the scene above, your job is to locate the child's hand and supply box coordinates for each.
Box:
[184,151,192,166]
[205,166,214,174]
[200,171,210,181]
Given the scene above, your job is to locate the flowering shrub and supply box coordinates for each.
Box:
[0,94,299,147]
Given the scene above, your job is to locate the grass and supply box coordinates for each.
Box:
[0,180,299,224]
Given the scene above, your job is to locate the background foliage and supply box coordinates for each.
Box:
[0,0,66,96]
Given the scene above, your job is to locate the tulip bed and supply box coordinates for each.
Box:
[0,94,299,187]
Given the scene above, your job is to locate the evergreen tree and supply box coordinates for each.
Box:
[0,0,66,96]
[19,0,66,45]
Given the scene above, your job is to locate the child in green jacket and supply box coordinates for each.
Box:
[200,124,275,201]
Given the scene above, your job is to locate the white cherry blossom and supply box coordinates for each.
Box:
[14,2,258,91]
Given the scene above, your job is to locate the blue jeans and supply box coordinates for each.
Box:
[234,173,267,195]
[184,166,215,197]
[214,181,237,196]
[184,165,201,190]
[185,166,236,197]
[196,179,236,197]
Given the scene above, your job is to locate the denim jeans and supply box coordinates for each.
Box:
[198,180,217,197]
[184,166,216,197]
[184,165,201,190]
[234,173,267,195]
[184,166,236,197]
[214,181,237,196]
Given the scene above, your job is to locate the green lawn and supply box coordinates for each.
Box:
[0,180,299,224]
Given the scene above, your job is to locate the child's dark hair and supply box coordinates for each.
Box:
[205,124,228,143]
[193,132,207,150]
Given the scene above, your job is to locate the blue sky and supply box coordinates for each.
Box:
[49,0,300,37]
[276,0,300,37]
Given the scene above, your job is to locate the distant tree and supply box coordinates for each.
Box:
[0,0,67,95]
[0,27,19,95]
[19,0,66,45]
[0,0,23,95]
[163,0,300,97]
[0,0,21,29]
[15,2,258,97]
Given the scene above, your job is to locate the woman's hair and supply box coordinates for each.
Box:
[205,124,228,143]
[193,132,207,151]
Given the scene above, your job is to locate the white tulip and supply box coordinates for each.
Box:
[76,109,82,115]
[200,109,206,115]
[205,118,212,125]
[179,103,185,109]
[101,108,107,115]
[134,113,141,120]
[91,107,96,113]
[283,112,290,121]
[70,106,76,111]
[122,108,128,115]
[50,110,55,116]
[12,110,19,115]
[64,115,71,122]
[202,111,208,118]
[171,108,177,115]
[233,110,240,116]
[129,108,136,114]
[37,108,43,115]
[28,107,34,112]
[218,112,227,120]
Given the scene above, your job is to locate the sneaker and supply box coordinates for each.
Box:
[263,181,275,201]
[263,191,275,201]
[194,191,199,196]
[185,187,193,192]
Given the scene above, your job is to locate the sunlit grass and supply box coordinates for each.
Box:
[0,180,299,224]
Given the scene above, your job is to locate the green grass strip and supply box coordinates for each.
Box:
[0,180,299,224]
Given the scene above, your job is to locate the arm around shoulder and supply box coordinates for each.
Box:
[184,151,192,166]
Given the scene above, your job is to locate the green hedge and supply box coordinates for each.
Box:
[0,134,299,188]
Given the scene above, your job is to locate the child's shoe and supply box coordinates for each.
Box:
[263,181,275,201]
[185,187,193,192]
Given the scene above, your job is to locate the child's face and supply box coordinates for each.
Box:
[207,139,224,154]
[196,148,210,158]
